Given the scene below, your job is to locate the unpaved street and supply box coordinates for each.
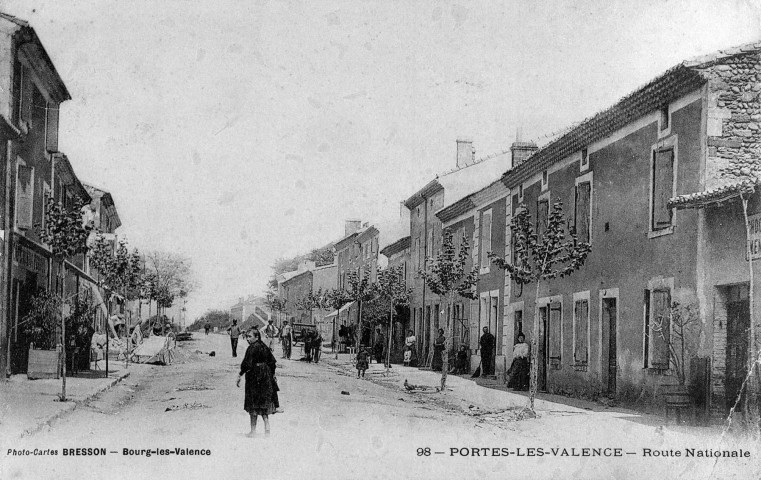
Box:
[2,334,758,480]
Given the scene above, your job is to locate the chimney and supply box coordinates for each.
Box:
[456,138,475,168]
[345,219,361,236]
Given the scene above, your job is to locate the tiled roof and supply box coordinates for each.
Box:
[380,235,411,257]
[668,179,757,210]
[501,41,761,189]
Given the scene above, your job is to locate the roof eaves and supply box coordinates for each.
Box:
[380,236,411,257]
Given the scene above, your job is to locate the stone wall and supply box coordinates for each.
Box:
[702,52,761,187]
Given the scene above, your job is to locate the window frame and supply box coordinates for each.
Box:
[648,135,678,239]
[572,291,591,366]
[574,172,593,245]
[580,147,589,172]
[644,277,674,371]
[479,208,493,274]
[14,157,34,232]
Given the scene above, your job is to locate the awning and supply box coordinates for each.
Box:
[324,309,339,319]
[669,179,756,210]
[338,301,355,314]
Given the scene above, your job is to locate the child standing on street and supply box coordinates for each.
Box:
[356,347,369,378]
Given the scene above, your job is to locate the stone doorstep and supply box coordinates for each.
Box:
[12,370,131,439]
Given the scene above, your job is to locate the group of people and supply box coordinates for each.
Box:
[300,328,324,363]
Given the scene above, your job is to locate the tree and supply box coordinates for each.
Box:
[419,232,479,390]
[344,267,375,350]
[490,199,590,412]
[37,198,92,401]
[143,250,195,331]
[89,234,143,368]
[373,265,412,371]
[294,288,325,324]
[322,288,352,354]
[189,309,232,331]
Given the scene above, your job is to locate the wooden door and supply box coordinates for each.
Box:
[726,299,750,411]
[602,298,617,395]
[538,306,548,391]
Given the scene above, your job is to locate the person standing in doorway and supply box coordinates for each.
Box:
[280,321,293,359]
[479,326,496,376]
[404,330,416,367]
[227,319,242,357]
[264,319,279,352]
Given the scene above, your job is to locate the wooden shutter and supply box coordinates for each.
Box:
[574,300,588,363]
[513,310,523,344]
[575,182,591,243]
[45,103,59,152]
[537,200,549,238]
[652,149,674,229]
[16,164,34,230]
[481,210,492,268]
[651,289,671,368]
[549,302,562,362]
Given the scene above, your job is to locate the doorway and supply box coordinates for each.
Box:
[602,298,618,395]
[538,306,548,391]
[725,286,750,412]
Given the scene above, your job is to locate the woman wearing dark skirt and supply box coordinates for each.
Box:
[507,334,530,391]
[236,330,277,436]
[431,329,446,371]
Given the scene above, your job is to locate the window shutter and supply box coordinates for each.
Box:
[651,290,671,368]
[575,182,591,243]
[481,210,492,268]
[16,165,34,230]
[574,300,588,363]
[549,302,562,362]
[537,200,549,238]
[652,149,674,229]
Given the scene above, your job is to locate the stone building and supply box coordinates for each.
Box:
[493,42,761,416]
[379,235,411,361]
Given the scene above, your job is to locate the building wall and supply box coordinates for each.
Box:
[442,214,475,362]
[283,272,313,325]
[504,94,704,402]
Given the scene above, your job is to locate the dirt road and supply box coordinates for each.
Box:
[2,333,757,480]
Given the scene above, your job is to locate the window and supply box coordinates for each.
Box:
[480,209,492,270]
[518,184,524,201]
[573,299,589,364]
[536,198,549,238]
[649,289,671,369]
[580,148,589,169]
[15,161,34,230]
[427,229,433,258]
[513,310,523,344]
[575,179,591,243]
[542,170,548,190]
[651,148,675,231]
[660,106,669,131]
[549,302,562,365]
[414,237,421,269]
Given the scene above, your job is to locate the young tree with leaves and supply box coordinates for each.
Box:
[89,234,143,368]
[38,198,92,401]
[490,200,590,412]
[419,232,479,390]
[322,288,352,354]
[344,267,376,351]
[374,265,412,371]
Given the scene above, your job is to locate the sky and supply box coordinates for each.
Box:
[1,0,758,320]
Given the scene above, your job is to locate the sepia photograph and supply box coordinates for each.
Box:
[0,1,760,479]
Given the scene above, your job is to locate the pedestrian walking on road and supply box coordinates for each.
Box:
[227,319,242,358]
[237,329,277,437]
[264,320,278,351]
[204,322,210,335]
[312,330,323,363]
[303,329,313,362]
[356,346,369,378]
[280,321,293,359]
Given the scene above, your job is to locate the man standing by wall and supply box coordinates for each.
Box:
[479,326,495,376]
[227,319,241,357]
[264,319,279,352]
[280,321,293,359]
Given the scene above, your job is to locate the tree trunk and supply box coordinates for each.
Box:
[386,307,394,371]
[529,282,542,411]
[59,260,67,401]
[441,293,454,390]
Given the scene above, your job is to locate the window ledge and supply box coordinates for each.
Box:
[479,266,490,275]
[573,364,588,372]
[648,226,674,239]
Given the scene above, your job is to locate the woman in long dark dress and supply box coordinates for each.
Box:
[507,334,530,391]
[236,329,277,436]
[431,329,446,371]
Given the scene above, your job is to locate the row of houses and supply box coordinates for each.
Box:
[273,42,760,416]
[0,13,128,376]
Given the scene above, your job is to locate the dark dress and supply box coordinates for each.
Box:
[240,340,277,415]
[455,349,469,374]
[356,349,369,371]
[431,335,446,371]
[373,334,385,364]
